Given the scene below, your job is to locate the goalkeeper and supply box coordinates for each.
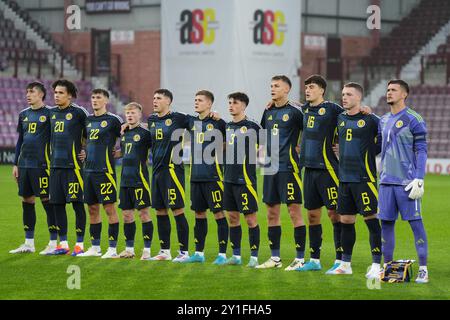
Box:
[377,80,428,284]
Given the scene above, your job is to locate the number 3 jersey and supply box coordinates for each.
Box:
[337,112,380,183]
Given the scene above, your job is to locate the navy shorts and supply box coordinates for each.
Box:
[18,168,49,198]
[337,182,378,216]
[49,168,84,204]
[223,182,258,215]
[191,181,224,213]
[151,169,185,210]
[119,186,151,210]
[83,172,117,205]
[263,171,303,205]
[303,167,339,210]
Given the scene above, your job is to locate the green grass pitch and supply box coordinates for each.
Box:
[0,165,449,300]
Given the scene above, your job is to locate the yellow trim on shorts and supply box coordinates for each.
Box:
[168,148,185,202]
[169,166,186,203]
[139,163,151,194]
[45,143,50,176]
[217,181,224,192]
[72,143,83,191]
[289,145,303,192]
[322,137,339,186]
[367,182,378,199]
[242,156,258,203]
[105,147,117,191]
[364,151,378,198]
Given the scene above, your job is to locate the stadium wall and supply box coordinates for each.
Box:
[52,30,160,115]
[51,29,374,115]
[19,0,419,36]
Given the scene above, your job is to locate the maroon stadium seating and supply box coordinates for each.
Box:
[375,85,450,158]
[0,76,94,147]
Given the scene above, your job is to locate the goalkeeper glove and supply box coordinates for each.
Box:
[404,179,424,200]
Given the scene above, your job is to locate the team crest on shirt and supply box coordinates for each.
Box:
[133,134,141,142]
[101,120,108,128]
[39,116,46,122]
[282,114,289,122]
[206,123,214,131]
[357,120,366,128]
[66,113,73,120]
[240,126,248,133]
[318,108,326,115]
[395,120,403,128]
[165,119,172,126]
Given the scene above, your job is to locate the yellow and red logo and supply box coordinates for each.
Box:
[253,10,286,46]
[179,9,218,45]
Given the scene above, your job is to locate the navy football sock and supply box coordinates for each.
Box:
[230,225,242,256]
[22,202,36,239]
[174,214,189,252]
[108,222,119,248]
[365,218,382,264]
[216,217,228,254]
[72,202,86,243]
[294,225,306,259]
[268,225,281,257]
[341,223,356,263]
[54,204,68,241]
[194,218,208,252]
[42,201,58,240]
[157,215,171,250]
[249,225,260,257]
[333,222,343,260]
[309,224,322,259]
[90,222,102,246]
[124,221,136,248]
[142,221,153,249]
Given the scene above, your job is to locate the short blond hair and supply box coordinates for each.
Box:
[124,102,143,112]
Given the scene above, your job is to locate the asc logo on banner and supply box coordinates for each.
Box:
[179,8,219,45]
[253,9,287,46]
